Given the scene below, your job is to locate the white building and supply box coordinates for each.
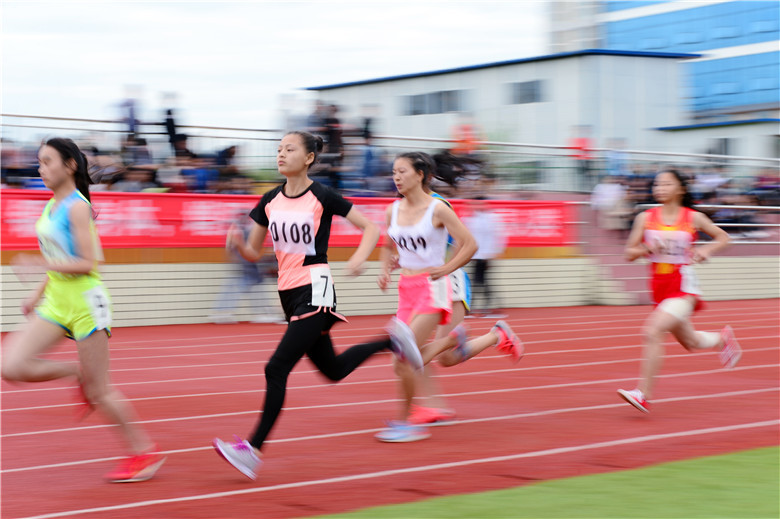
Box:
[307,48,779,162]
[307,49,694,151]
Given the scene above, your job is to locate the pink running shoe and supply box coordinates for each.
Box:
[408,404,456,426]
[492,320,524,363]
[617,388,650,414]
[105,445,166,483]
[719,326,742,369]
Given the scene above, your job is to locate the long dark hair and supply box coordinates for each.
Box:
[659,167,696,209]
[396,150,483,190]
[285,130,324,170]
[42,137,93,203]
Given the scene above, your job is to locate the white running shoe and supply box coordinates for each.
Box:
[617,388,650,413]
[386,317,424,370]
[375,420,431,443]
[213,436,262,480]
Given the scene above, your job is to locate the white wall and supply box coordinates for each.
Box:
[2,256,776,331]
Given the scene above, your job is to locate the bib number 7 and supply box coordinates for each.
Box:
[310,266,334,307]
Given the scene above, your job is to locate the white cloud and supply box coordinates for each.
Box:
[2,0,548,129]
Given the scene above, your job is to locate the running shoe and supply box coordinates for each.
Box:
[73,382,94,422]
[104,445,166,483]
[449,324,469,362]
[408,405,456,426]
[492,320,524,363]
[386,317,424,370]
[719,325,742,369]
[617,388,650,413]
[374,420,431,443]
[213,436,262,480]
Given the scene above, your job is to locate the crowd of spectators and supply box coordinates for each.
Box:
[591,163,779,240]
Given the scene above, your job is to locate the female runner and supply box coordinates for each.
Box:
[2,138,164,482]
[376,152,522,442]
[618,168,741,413]
[212,131,419,478]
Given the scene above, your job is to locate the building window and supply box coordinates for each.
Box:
[403,90,463,115]
[509,80,544,104]
[750,20,778,34]
[640,38,665,50]
[712,82,739,95]
[712,26,739,39]
[673,32,702,45]
[750,78,778,91]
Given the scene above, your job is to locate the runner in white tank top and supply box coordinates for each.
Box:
[375,151,525,443]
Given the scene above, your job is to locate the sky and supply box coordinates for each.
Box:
[1,0,549,132]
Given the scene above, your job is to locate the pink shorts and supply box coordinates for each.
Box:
[397,272,452,326]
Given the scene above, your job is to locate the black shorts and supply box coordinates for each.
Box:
[278,284,347,328]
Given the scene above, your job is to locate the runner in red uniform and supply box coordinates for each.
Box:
[212,131,419,479]
[618,168,742,413]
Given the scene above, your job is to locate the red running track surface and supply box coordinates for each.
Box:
[2,300,778,518]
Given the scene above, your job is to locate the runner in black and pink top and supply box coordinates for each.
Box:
[212,131,420,480]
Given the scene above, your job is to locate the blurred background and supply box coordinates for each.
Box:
[1,0,778,327]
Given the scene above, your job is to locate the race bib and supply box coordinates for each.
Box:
[449,268,467,302]
[84,286,112,329]
[679,265,701,295]
[391,232,428,253]
[310,266,334,307]
[268,210,316,256]
[645,229,692,264]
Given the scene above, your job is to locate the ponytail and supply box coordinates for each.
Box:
[396,150,484,189]
[42,137,93,203]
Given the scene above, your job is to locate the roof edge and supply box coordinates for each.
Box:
[305,49,701,91]
[657,118,780,131]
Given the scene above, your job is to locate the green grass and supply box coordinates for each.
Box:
[317,446,779,519]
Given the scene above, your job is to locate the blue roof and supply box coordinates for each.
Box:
[306,49,700,91]
[657,119,780,131]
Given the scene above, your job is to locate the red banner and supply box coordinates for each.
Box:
[1,189,576,250]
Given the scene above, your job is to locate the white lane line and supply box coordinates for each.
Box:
[2,366,777,441]
[2,342,777,404]
[36,307,779,352]
[15,419,780,519]
[4,386,776,475]
[4,331,778,396]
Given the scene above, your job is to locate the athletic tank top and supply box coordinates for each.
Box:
[643,206,697,273]
[387,199,449,270]
[35,190,101,282]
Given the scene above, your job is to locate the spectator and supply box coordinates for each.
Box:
[569,125,594,190]
[592,175,631,233]
[464,197,506,317]
[210,215,284,324]
[451,113,480,157]
[111,167,158,192]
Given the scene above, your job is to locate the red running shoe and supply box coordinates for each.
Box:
[491,320,524,363]
[105,445,166,483]
[408,405,456,426]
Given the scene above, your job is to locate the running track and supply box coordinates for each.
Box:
[2,300,778,518]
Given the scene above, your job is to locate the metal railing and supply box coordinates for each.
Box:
[3,113,779,193]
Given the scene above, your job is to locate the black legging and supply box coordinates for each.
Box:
[249,311,390,449]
